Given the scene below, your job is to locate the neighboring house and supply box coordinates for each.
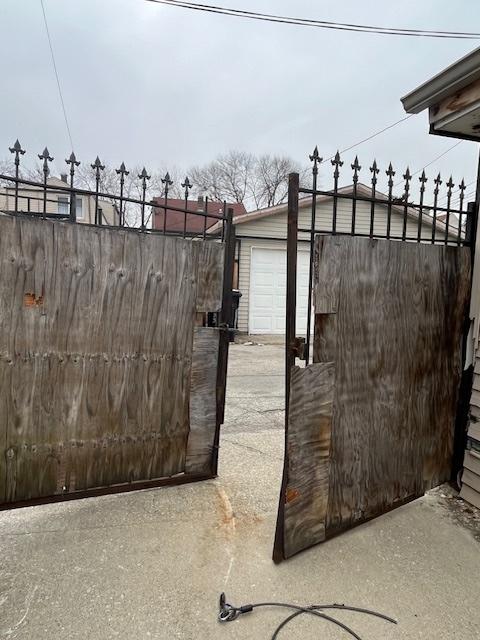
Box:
[209,183,453,336]
[0,174,119,225]
[402,46,480,510]
[152,196,247,235]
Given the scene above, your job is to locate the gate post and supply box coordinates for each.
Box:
[212,208,236,475]
[273,172,299,563]
[285,173,299,421]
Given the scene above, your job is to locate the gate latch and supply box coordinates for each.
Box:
[291,336,307,361]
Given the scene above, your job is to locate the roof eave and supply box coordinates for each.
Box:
[401,46,480,114]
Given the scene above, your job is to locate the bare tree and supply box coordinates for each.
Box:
[191,151,255,204]
[73,162,183,226]
[190,150,302,210]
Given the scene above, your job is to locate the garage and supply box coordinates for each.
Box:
[249,247,310,335]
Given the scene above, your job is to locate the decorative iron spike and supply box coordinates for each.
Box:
[459,178,466,211]
[370,159,380,185]
[138,167,151,181]
[38,147,54,176]
[351,156,361,184]
[9,139,25,158]
[309,146,321,163]
[66,151,80,165]
[65,152,80,176]
[309,147,323,175]
[403,168,412,199]
[386,162,395,186]
[419,170,428,190]
[162,172,174,198]
[331,150,344,178]
[91,156,105,171]
[182,176,193,200]
[446,175,455,191]
[434,173,442,195]
[116,162,129,176]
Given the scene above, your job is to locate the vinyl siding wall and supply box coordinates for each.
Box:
[0,182,118,225]
[236,198,445,333]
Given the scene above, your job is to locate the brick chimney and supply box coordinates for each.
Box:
[197,195,204,212]
[60,173,68,184]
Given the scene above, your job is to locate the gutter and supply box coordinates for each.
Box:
[401,46,480,114]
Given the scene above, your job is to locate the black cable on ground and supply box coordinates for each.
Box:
[218,593,397,639]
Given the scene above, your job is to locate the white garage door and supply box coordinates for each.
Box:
[249,247,310,335]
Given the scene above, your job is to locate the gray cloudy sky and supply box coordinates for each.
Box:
[1,0,479,197]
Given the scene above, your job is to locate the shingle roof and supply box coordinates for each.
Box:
[152,198,247,233]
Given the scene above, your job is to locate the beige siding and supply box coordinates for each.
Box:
[236,199,444,333]
[0,179,118,226]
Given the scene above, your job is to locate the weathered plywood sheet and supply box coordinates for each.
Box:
[185,327,220,474]
[313,236,347,313]
[283,363,334,558]
[0,216,224,504]
[322,237,470,537]
[279,235,470,559]
[194,241,224,313]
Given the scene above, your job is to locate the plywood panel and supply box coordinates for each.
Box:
[283,363,334,558]
[185,327,220,474]
[324,237,470,536]
[313,235,346,313]
[0,215,225,504]
[277,235,470,559]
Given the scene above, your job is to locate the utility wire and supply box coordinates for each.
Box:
[394,140,464,187]
[319,114,414,165]
[146,0,480,39]
[40,0,75,151]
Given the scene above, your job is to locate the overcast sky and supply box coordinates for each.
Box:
[1,0,479,200]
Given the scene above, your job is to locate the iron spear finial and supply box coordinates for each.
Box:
[182,176,193,200]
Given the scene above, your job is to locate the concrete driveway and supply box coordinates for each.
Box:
[1,342,480,639]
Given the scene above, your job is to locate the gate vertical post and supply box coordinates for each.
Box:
[285,172,299,421]
[212,208,235,475]
[273,172,299,563]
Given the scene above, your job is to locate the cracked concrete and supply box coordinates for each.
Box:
[1,342,480,639]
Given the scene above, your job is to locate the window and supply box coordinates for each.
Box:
[75,197,83,219]
[58,196,69,216]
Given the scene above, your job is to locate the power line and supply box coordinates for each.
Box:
[320,114,414,165]
[40,0,75,151]
[394,141,464,187]
[146,0,480,39]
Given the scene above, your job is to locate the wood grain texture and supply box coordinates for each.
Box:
[0,215,225,504]
[313,236,346,313]
[185,327,220,474]
[193,241,224,313]
[316,236,470,536]
[283,363,334,558]
[280,234,470,557]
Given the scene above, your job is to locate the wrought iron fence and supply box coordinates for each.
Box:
[286,147,478,369]
[301,146,475,246]
[0,140,230,241]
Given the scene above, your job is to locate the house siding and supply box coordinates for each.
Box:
[0,179,117,225]
[236,199,446,333]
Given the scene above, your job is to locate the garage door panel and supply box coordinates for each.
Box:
[250,248,310,335]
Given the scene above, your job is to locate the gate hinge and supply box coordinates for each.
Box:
[291,336,307,361]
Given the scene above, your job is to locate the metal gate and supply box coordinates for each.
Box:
[274,148,477,561]
[0,141,235,508]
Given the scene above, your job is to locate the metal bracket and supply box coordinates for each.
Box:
[291,336,307,361]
